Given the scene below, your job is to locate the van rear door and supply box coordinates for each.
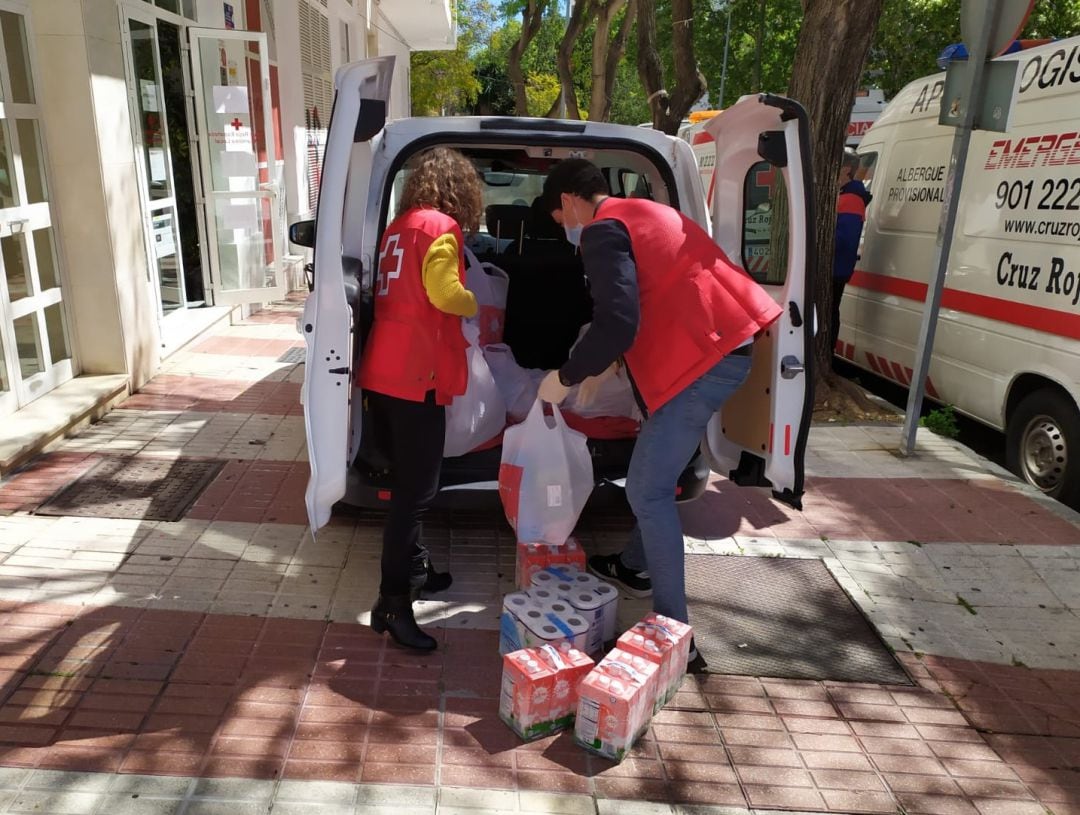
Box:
[302,57,394,533]
[701,95,815,509]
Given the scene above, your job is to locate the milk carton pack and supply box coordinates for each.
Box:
[644,613,692,701]
[515,538,587,589]
[537,642,595,731]
[574,647,659,762]
[499,650,556,740]
[499,592,590,655]
[499,644,595,740]
[617,614,692,710]
[530,568,619,656]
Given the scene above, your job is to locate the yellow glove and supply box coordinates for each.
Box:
[574,361,620,408]
[539,370,571,405]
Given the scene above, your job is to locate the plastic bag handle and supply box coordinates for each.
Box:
[526,397,569,432]
[463,245,482,270]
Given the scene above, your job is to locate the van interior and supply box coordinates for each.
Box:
[352,144,684,495]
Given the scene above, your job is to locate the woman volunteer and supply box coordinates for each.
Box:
[358,147,482,651]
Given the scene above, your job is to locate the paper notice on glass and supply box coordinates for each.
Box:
[220,150,256,178]
[212,84,249,114]
[152,214,176,259]
[221,200,255,231]
[148,148,168,183]
[140,79,159,112]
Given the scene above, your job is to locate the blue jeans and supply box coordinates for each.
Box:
[620,355,753,623]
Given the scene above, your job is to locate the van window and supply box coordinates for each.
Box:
[386,147,671,257]
[742,160,788,285]
[857,151,879,192]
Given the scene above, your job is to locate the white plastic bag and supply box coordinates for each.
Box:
[499,399,594,544]
[483,344,545,422]
[464,247,510,347]
[444,323,507,457]
[563,325,641,420]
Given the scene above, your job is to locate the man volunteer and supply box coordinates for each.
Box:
[536,159,781,671]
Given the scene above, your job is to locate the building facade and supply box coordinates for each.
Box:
[0,0,450,469]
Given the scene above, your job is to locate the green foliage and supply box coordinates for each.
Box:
[409,0,494,114]
[920,405,960,439]
[414,0,1080,126]
[525,70,561,115]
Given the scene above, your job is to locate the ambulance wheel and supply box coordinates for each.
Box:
[1006,389,1080,510]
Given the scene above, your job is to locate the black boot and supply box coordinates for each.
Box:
[370,594,437,651]
[410,556,453,595]
[686,637,708,674]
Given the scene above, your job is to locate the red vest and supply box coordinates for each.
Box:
[594,197,782,413]
[358,208,469,405]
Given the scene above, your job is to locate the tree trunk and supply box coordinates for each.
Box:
[555,0,594,119]
[507,0,549,116]
[589,0,636,122]
[786,0,883,381]
[637,0,705,134]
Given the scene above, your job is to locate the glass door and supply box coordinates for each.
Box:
[0,3,71,417]
[122,5,208,320]
[188,28,284,306]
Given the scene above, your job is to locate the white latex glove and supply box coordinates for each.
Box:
[538,370,571,405]
[574,361,620,408]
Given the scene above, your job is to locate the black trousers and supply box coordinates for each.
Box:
[366,390,445,597]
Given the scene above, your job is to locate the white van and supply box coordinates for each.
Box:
[844,37,1080,508]
[291,58,815,533]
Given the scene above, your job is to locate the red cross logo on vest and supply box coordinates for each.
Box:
[376,233,404,296]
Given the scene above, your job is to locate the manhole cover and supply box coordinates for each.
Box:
[277,347,305,364]
[35,458,224,522]
[686,555,911,684]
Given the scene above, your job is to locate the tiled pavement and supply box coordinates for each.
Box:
[0,296,1077,814]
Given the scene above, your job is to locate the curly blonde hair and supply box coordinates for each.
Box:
[399,147,483,232]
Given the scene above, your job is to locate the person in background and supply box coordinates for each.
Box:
[832,148,872,363]
[357,147,482,651]
[536,159,782,672]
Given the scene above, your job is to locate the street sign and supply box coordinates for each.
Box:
[939,58,1020,132]
[960,0,1035,57]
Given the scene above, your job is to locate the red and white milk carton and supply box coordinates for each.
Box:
[536,642,594,730]
[516,542,549,589]
[617,616,691,711]
[515,539,586,590]
[499,649,556,741]
[643,613,692,695]
[573,647,659,762]
[547,538,587,571]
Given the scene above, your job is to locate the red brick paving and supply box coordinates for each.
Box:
[0,452,98,514]
[121,375,302,416]
[681,476,1080,545]
[0,454,308,525]
[0,601,1074,813]
[186,460,308,524]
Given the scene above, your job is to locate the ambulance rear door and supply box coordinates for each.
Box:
[701,94,814,509]
[300,57,394,534]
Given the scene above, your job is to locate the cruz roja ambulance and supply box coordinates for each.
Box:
[845,36,1080,509]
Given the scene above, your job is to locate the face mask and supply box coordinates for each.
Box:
[562,199,584,247]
